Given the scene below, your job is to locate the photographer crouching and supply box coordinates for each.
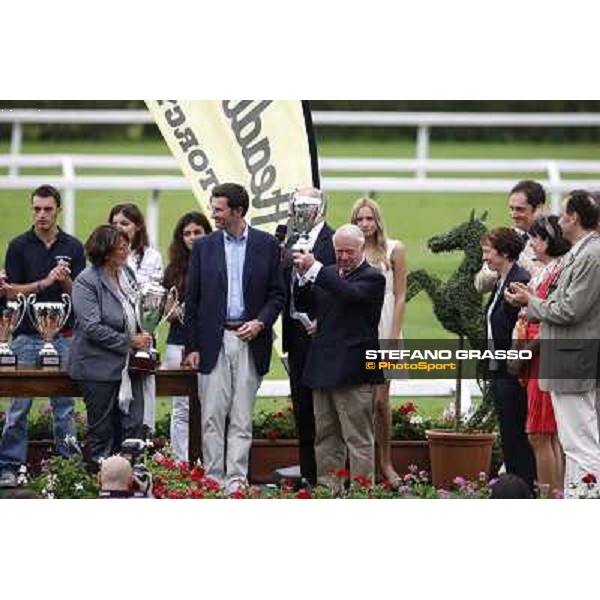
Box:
[98,440,153,498]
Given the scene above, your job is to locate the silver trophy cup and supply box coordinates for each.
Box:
[0,293,27,368]
[289,191,327,253]
[130,281,178,373]
[27,293,71,367]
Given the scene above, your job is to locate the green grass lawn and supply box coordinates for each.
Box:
[1,136,597,412]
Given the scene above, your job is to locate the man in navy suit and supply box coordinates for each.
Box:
[293,224,385,486]
[184,183,284,493]
[282,187,336,485]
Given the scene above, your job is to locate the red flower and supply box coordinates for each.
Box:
[230,489,246,499]
[264,428,280,440]
[190,488,205,499]
[352,475,372,488]
[154,455,176,469]
[295,489,311,499]
[190,467,205,482]
[582,472,597,485]
[204,477,221,491]
[398,402,417,415]
[167,490,185,499]
[334,468,350,479]
[177,461,190,473]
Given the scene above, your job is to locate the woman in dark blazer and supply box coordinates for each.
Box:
[68,225,152,471]
[481,227,536,489]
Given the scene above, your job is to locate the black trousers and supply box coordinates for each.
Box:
[287,322,317,484]
[78,378,145,471]
[491,374,536,489]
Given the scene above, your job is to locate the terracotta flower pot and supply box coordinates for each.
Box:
[249,439,299,484]
[390,440,431,474]
[425,429,495,489]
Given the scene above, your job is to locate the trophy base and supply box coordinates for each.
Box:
[38,354,60,368]
[129,350,160,374]
[0,354,18,369]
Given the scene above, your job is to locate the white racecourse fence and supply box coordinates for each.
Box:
[2,108,600,405]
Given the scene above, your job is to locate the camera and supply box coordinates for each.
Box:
[120,438,152,497]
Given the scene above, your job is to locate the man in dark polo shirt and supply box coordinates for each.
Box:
[0,185,85,487]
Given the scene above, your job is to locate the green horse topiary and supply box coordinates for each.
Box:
[406,210,494,429]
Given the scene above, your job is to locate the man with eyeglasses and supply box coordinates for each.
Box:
[183,182,284,495]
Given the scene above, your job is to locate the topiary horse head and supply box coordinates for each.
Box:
[407,209,488,348]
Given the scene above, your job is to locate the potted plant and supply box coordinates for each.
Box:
[388,402,431,475]
[250,403,299,484]
[406,212,496,488]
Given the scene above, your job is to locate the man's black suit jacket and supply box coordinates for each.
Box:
[281,223,336,354]
[295,260,385,389]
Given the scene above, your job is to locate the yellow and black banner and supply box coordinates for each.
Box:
[145,100,320,234]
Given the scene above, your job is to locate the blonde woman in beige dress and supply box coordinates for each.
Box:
[351,197,407,487]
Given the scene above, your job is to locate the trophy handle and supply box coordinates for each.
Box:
[161,287,179,325]
[26,293,38,332]
[13,293,27,331]
[61,293,72,326]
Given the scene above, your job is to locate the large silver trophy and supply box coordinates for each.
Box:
[0,293,27,368]
[27,293,71,367]
[289,190,327,253]
[130,280,178,373]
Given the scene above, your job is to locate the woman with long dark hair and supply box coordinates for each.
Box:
[163,211,212,462]
[108,202,164,434]
[109,203,163,286]
[509,215,570,496]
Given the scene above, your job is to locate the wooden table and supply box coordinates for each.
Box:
[0,367,202,463]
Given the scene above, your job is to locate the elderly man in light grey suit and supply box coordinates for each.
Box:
[506,190,600,497]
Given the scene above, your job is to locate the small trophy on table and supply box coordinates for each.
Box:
[0,293,27,368]
[27,293,71,367]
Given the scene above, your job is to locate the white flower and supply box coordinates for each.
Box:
[442,404,456,421]
[17,474,28,485]
[74,483,84,492]
[409,415,424,425]
[64,435,77,448]
[144,439,154,448]
[18,465,28,474]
